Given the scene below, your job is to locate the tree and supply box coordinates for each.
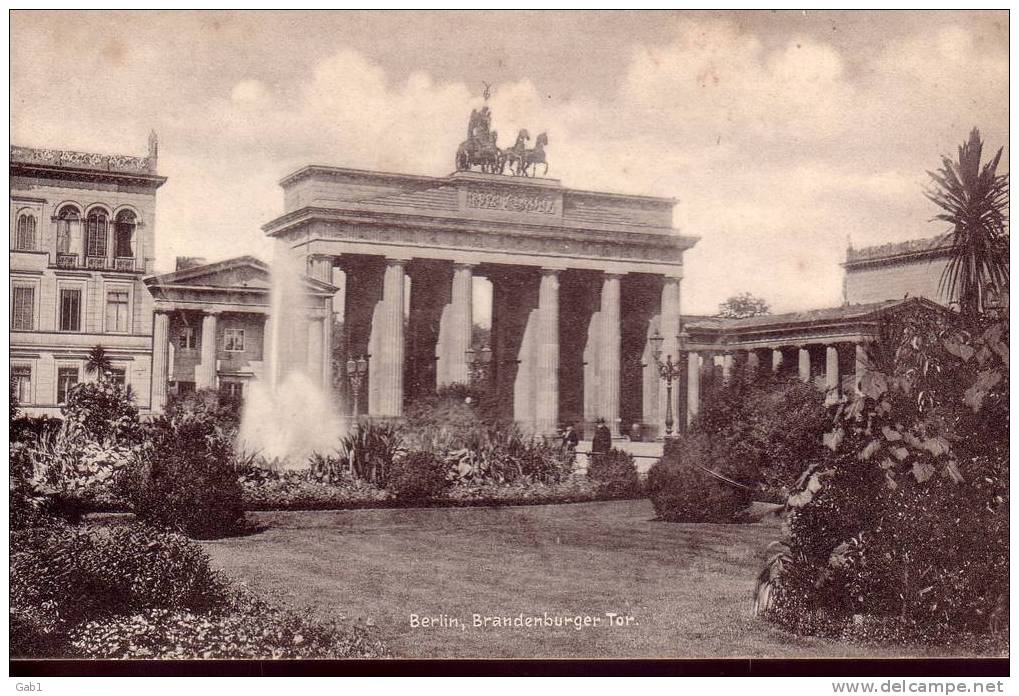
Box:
[926,128,1009,318]
[85,345,113,382]
[718,292,771,319]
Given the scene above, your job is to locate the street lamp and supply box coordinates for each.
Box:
[346,354,369,417]
[649,329,684,438]
[466,345,493,386]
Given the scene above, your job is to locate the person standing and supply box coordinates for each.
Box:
[592,418,612,457]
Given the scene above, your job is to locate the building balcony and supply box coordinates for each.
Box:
[53,255,140,273]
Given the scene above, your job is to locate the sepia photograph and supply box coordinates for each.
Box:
[7,9,1009,677]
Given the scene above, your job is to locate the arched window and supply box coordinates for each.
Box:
[114,210,136,258]
[15,213,36,251]
[55,205,80,255]
[85,209,109,259]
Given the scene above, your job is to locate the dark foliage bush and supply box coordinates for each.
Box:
[587,447,641,498]
[10,613,71,658]
[695,371,828,491]
[121,411,245,539]
[761,313,1009,640]
[11,523,390,659]
[165,388,242,432]
[11,415,63,446]
[10,524,227,637]
[61,381,141,444]
[10,471,63,530]
[388,450,450,503]
[646,434,753,522]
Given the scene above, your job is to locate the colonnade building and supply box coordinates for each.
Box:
[263,167,699,438]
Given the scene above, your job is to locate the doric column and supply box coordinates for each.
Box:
[746,349,760,375]
[722,352,734,382]
[599,272,622,436]
[197,311,218,390]
[686,351,700,426]
[772,348,784,372]
[374,257,407,417]
[855,342,868,393]
[825,344,840,392]
[658,276,681,437]
[440,262,474,387]
[150,310,170,413]
[798,346,811,383]
[307,255,334,391]
[534,268,560,435]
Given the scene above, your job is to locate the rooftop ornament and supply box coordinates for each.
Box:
[455,83,549,177]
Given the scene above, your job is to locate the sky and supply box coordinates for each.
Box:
[10,10,1009,315]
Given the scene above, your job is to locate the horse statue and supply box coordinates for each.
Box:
[456,107,501,174]
[518,132,549,177]
[499,129,529,175]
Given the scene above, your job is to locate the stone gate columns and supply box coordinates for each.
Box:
[825,345,840,392]
[534,268,561,435]
[197,311,219,389]
[599,273,622,436]
[307,255,334,391]
[658,276,681,437]
[438,262,474,387]
[855,342,868,393]
[370,257,407,417]
[150,310,170,412]
[798,346,811,383]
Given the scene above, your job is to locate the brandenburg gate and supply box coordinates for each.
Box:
[263,138,697,438]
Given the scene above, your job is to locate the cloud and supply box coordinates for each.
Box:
[10,15,1007,316]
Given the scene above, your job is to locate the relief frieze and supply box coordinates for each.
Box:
[465,189,557,215]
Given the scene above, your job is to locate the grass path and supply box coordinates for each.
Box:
[200,500,966,659]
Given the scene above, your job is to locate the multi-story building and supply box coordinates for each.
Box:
[10,136,166,416]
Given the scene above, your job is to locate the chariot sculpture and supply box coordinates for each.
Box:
[455,91,549,177]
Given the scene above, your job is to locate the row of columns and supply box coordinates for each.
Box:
[682,340,871,422]
[322,252,683,437]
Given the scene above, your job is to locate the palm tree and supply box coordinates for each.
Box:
[926,128,1009,318]
[85,344,113,381]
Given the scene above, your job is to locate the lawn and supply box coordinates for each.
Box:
[200,499,972,659]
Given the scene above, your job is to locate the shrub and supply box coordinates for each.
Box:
[10,414,62,446]
[388,450,449,503]
[760,312,1009,640]
[587,447,641,498]
[68,587,390,659]
[338,421,403,485]
[165,388,242,433]
[695,372,828,491]
[121,411,244,538]
[61,381,141,445]
[10,524,228,638]
[10,471,62,530]
[646,434,753,522]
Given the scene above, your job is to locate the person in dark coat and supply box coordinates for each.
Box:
[591,418,612,456]
[562,423,579,452]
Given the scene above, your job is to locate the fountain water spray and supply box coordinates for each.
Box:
[237,241,345,468]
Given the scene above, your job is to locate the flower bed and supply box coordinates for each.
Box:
[240,472,611,511]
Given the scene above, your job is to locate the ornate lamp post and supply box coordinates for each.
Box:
[649,329,683,438]
[346,354,369,417]
[465,345,493,386]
